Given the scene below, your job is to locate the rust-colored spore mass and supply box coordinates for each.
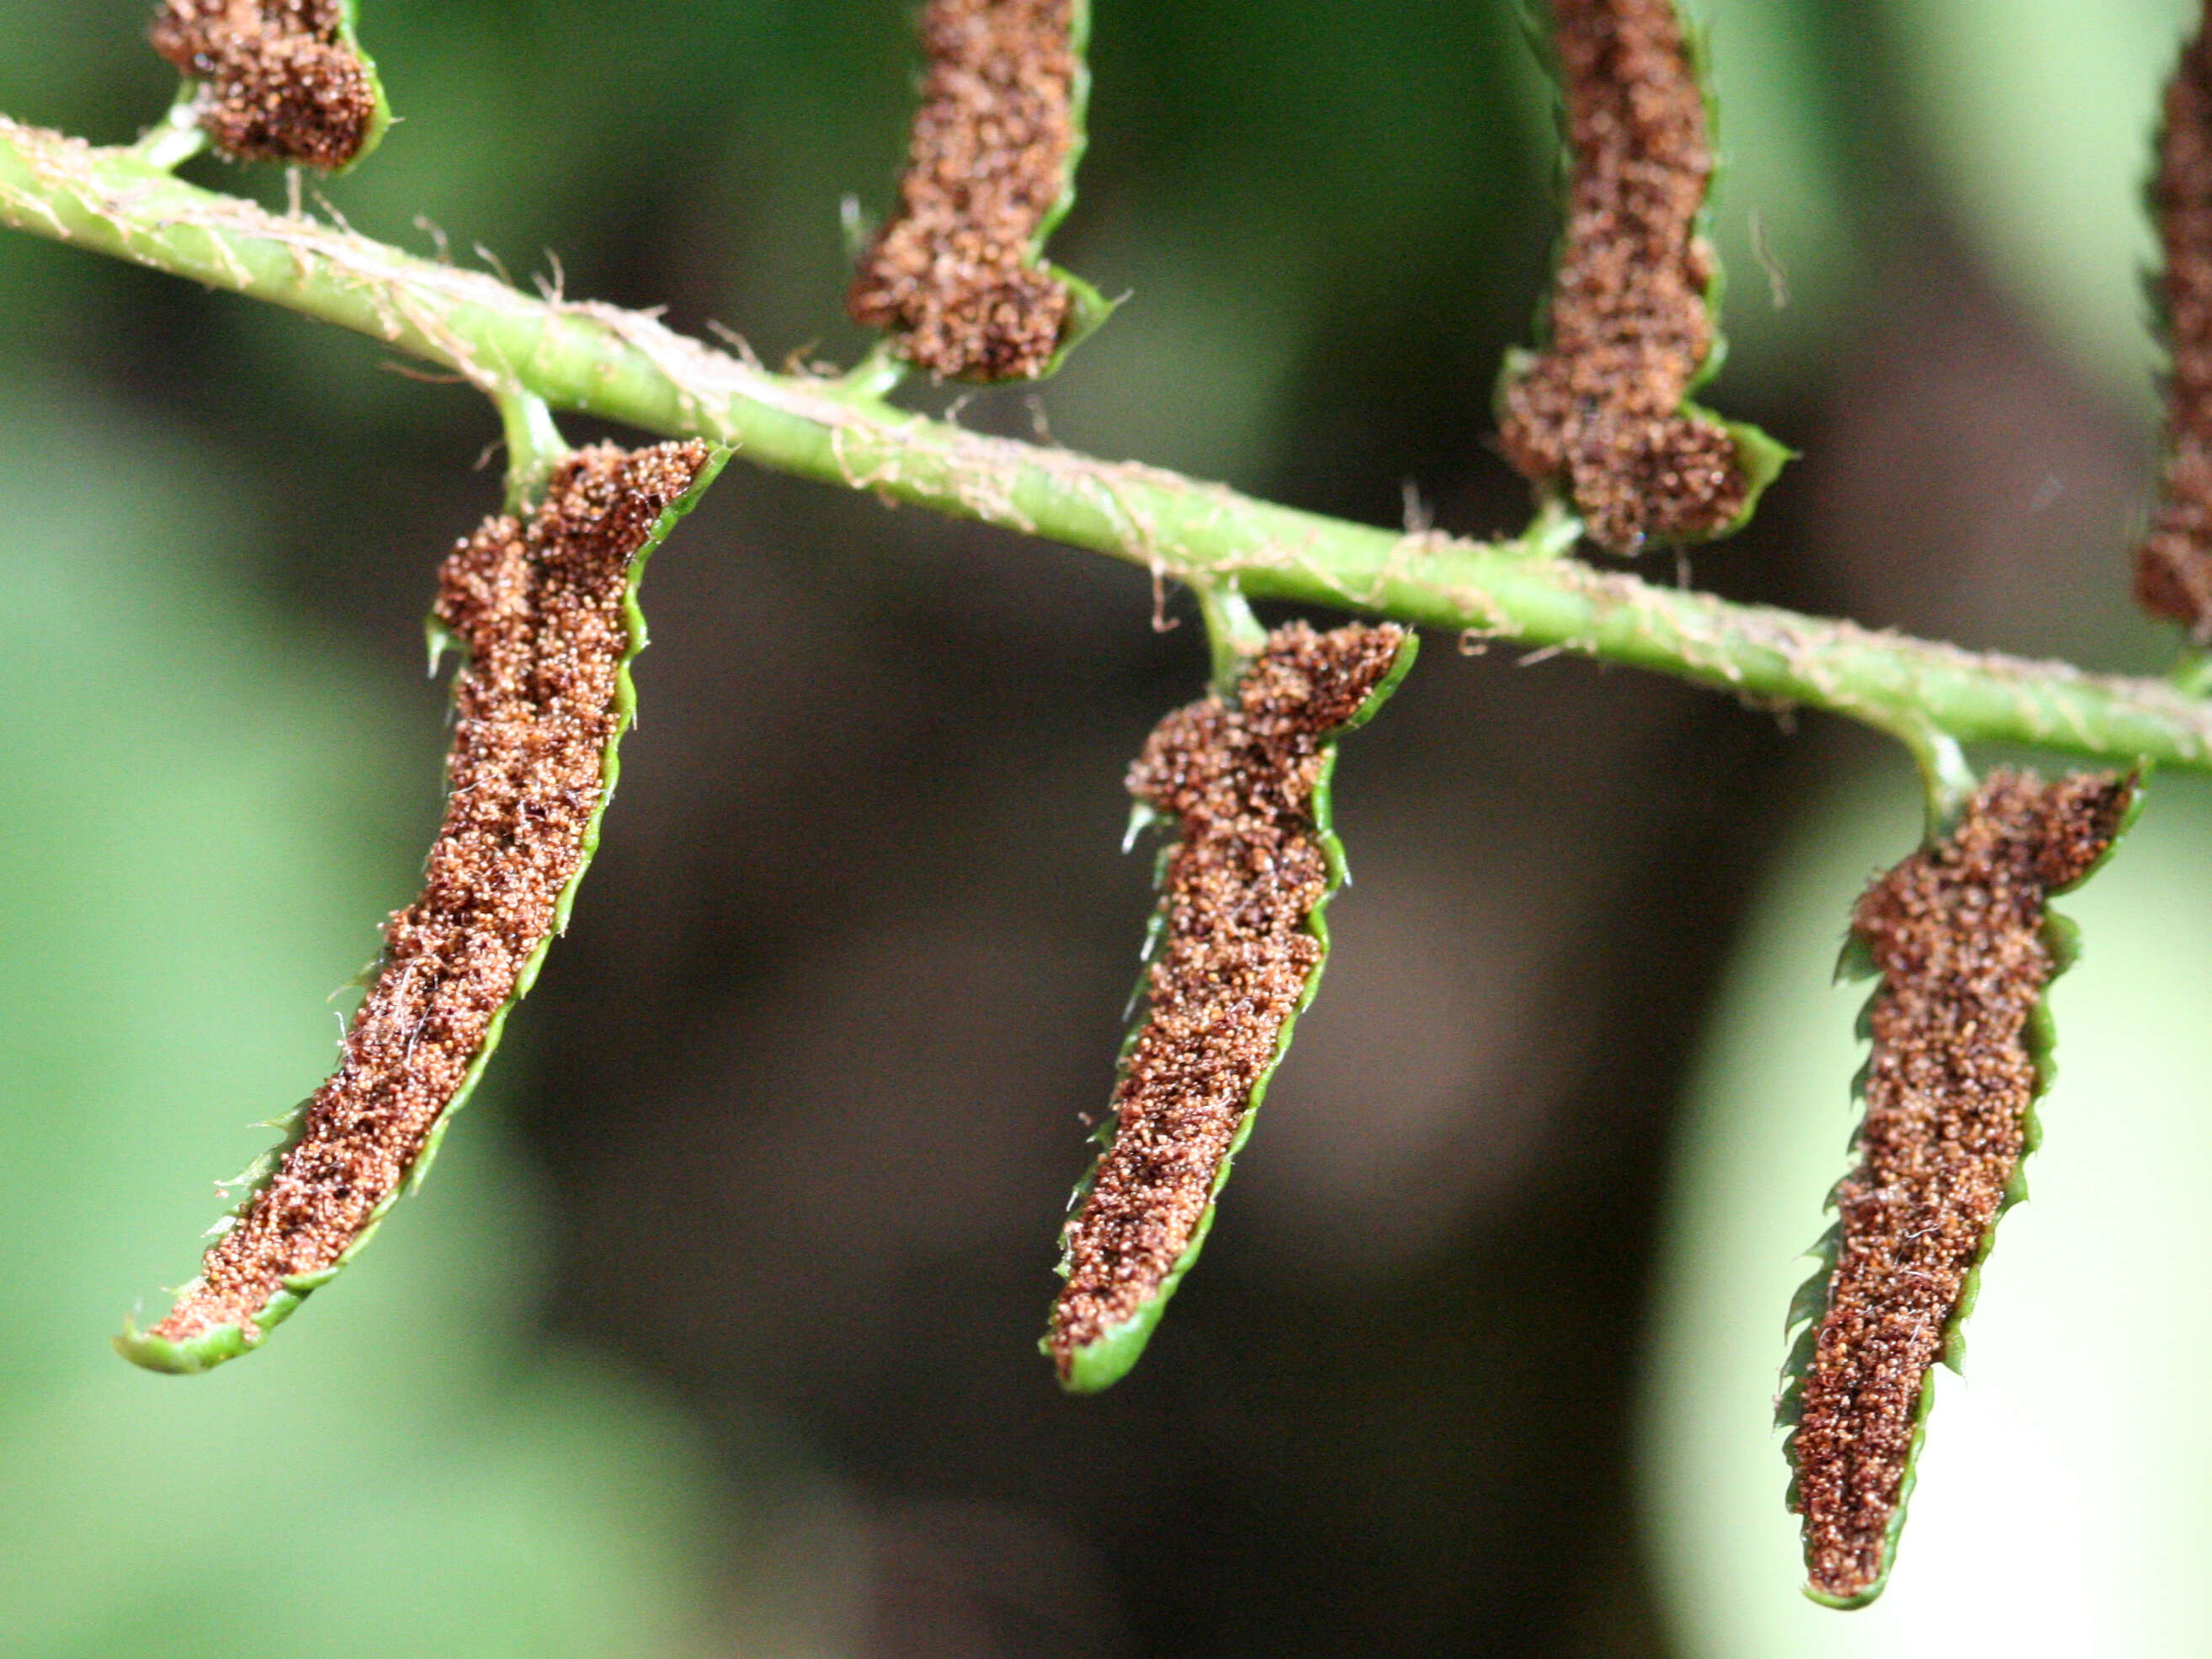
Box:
[1790,769,2134,1603]
[1498,0,1745,554]
[1047,623,1407,1374]
[2139,28,2212,634]
[848,0,1077,380]
[151,0,376,170]
[149,442,710,1348]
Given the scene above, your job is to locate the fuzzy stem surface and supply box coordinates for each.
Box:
[3,118,2207,768]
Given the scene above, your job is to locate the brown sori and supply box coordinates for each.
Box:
[1048,622,1409,1381]
[2138,20,2212,635]
[1784,769,2135,1606]
[1498,0,1745,553]
[848,0,1078,380]
[143,442,711,1354]
[151,0,380,170]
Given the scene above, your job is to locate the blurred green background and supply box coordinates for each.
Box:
[0,0,2199,1653]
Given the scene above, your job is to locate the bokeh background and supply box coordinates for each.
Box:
[0,0,2205,1653]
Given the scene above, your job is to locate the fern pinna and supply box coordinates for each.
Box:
[150,0,389,172]
[846,0,1110,381]
[1778,771,2138,1607]
[120,442,723,1372]
[1498,0,1788,552]
[1046,622,1417,1391]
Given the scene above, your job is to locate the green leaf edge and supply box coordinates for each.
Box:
[1050,628,1422,1395]
[114,448,729,1376]
[327,0,393,175]
[1031,0,1091,259]
[1776,776,2146,1606]
[1494,0,1792,549]
[1024,0,1113,378]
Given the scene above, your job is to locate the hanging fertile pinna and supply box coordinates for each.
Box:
[150,0,391,171]
[1046,620,1417,1391]
[120,440,724,1372]
[848,0,1111,380]
[2137,16,2212,635]
[1497,0,1786,554]
[1779,769,2138,1606]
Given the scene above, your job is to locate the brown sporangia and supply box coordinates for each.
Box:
[151,0,379,170]
[847,0,1078,380]
[1047,622,1408,1377]
[1787,768,2135,1605]
[1497,0,1747,554]
[2138,23,2212,635]
[147,442,711,1350]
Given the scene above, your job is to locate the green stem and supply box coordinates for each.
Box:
[823,338,910,403]
[1895,718,1980,840]
[3,116,2208,768]
[130,88,207,173]
[495,389,569,510]
[1194,581,1267,697]
[2172,646,2212,699]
